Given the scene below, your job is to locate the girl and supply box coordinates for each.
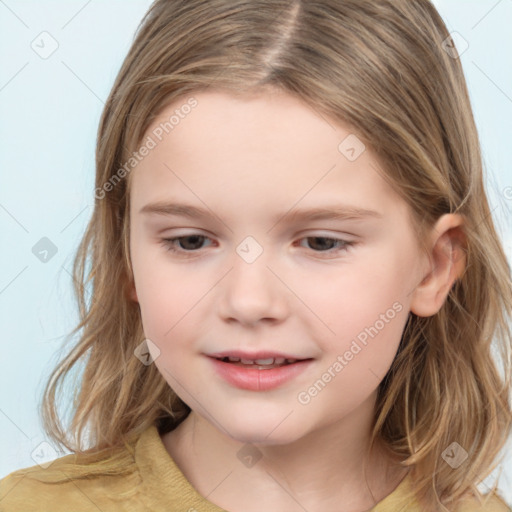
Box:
[1,1,511,511]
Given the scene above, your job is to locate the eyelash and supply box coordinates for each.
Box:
[160,234,355,258]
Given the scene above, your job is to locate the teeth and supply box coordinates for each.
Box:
[218,356,303,365]
[254,358,274,365]
[241,357,275,365]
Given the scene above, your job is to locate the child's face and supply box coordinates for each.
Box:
[128,89,428,444]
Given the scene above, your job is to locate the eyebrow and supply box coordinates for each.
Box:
[139,201,383,223]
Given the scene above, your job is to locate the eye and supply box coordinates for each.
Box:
[296,236,355,256]
[162,234,212,255]
[161,234,354,259]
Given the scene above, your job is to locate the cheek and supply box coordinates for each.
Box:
[131,244,178,337]
[298,277,409,419]
[137,271,199,339]
[303,250,411,335]
[135,271,201,384]
[298,245,414,376]
[132,255,215,371]
[130,235,200,327]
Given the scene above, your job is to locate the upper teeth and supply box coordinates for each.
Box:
[226,357,297,365]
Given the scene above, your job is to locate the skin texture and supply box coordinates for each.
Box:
[128,89,465,511]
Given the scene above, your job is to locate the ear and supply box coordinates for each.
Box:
[126,279,139,303]
[410,213,466,317]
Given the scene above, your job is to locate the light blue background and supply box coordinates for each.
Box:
[1,0,511,505]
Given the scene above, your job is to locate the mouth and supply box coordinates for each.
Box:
[207,354,314,391]
[211,356,308,369]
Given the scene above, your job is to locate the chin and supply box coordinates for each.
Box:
[220,412,308,447]
[229,429,302,446]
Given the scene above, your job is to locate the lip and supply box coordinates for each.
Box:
[208,355,313,391]
[208,350,307,360]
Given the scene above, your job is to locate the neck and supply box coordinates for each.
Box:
[162,392,407,512]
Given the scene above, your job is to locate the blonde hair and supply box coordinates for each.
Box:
[38,1,511,510]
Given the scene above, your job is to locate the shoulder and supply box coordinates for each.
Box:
[0,452,144,512]
[456,492,511,512]
[375,471,511,512]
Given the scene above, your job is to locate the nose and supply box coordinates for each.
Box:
[216,246,290,327]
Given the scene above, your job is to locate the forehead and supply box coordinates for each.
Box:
[145,89,339,159]
[129,90,401,219]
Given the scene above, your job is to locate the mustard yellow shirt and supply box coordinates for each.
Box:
[0,424,510,511]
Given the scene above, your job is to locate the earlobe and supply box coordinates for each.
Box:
[410,213,466,318]
[127,280,139,303]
